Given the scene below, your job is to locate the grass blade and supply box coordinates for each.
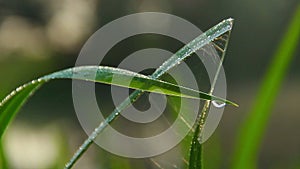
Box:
[147,19,234,169]
[188,24,232,169]
[65,18,237,169]
[232,3,300,169]
[48,66,235,103]
[0,82,44,139]
[0,66,235,139]
[0,140,9,169]
[188,126,203,169]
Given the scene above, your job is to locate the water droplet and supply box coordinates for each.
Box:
[212,100,226,108]
[31,80,38,84]
[16,86,22,92]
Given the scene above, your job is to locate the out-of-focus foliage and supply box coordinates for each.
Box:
[232,3,300,169]
[0,0,299,168]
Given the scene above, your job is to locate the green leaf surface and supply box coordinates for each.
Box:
[232,3,300,169]
[0,66,236,139]
[188,126,203,169]
[65,18,237,169]
[0,81,44,139]
[0,140,9,169]
[146,18,234,169]
[188,20,233,169]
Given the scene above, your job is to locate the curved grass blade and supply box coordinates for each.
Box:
[0,66,235,139]
[47,66,235,102]
[0,81,44,139]
[66,18,237,169]
[148,19,234,169]
[232,4,300,169]
[149,18,234,169]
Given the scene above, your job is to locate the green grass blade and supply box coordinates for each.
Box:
[65,18,237,169]
[188,26,232,169]
[143,18,234,169]
[232,4,300,169]
[150,18,233,79]
[47,66,235,104]
[0,66,235,139]
[0,140,9,169]
[188,126,203,169]
[0,82,44,139]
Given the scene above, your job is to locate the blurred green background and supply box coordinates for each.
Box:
[0,0,299,169]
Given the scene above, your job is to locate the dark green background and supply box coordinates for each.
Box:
[0,0,299,168]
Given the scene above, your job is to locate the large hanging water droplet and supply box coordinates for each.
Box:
[212,100,226,108]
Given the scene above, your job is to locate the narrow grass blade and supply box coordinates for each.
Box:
[232,4,300,169]
[0,66,235,139]
[188,126,203,169]
[0,82,44,139]
[48,66,235,103]
[147,18,234,169]
[0,140,9,169]
[188,23,233,169]
[65,18,237,169]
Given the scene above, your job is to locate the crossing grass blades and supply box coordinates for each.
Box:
[0,18,237,169]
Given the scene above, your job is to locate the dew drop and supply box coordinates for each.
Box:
[31,80,38,84]
[16,86,22,92]
[197,137,201,142]
[212,100,226,108]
